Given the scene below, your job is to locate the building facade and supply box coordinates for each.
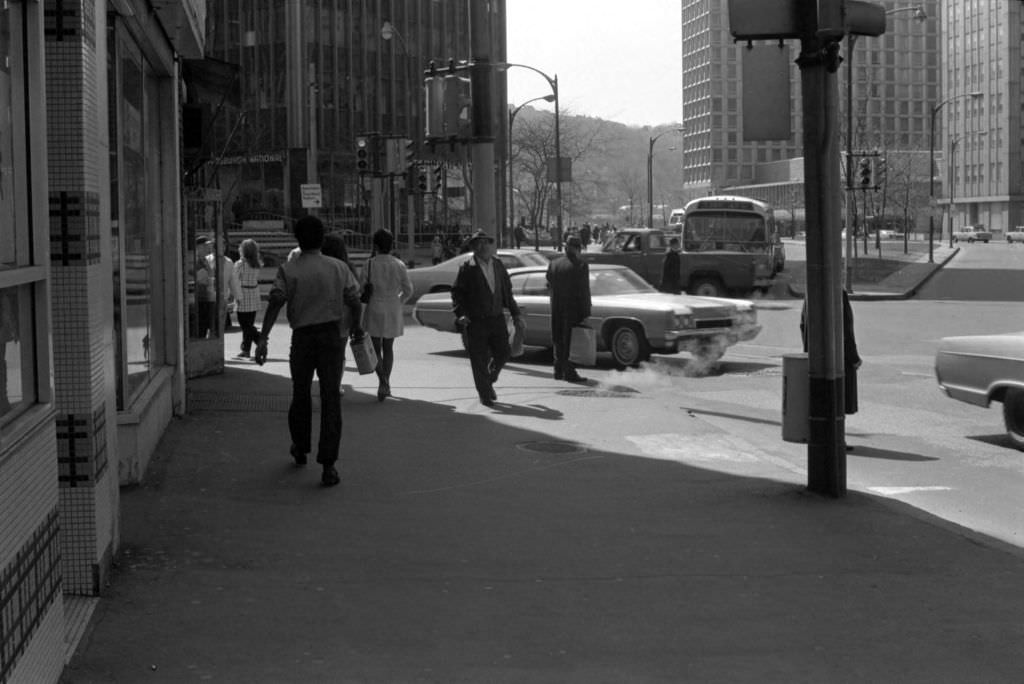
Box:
[2,1,204,682]
[202,0,488,248]
[682,0,940,235]
[942,0,1021,235]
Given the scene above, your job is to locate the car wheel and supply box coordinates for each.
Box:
[688,277,725,298]
[968,237,975,243]
[983,239,990,243]
[609,323,649,369]
[1003,388,1024,450]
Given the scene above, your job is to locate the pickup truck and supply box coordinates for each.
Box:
[583,228,765,297]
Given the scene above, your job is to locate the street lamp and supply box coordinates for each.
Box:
[845,5,926,286]
[497,63,561,248]
[647,128,684,228]
[381,20,418,253]
[929,91,983,262]
[509,94,555,249]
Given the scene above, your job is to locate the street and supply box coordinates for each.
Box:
[371,242,1024,550]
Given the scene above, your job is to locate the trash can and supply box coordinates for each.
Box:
[782,352,808,443]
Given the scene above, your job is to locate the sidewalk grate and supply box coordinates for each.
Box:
[556,388,636,398]
[187,392,296,412]
[516,441,588,455]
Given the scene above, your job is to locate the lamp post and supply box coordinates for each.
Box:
[929,91,982,262]
[845,5,926,286]
[647,128,684,228]
[381,20,418,254]
[498,63,560,250]
[509,95,555,249]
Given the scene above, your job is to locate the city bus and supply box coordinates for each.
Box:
[677,195,782,282]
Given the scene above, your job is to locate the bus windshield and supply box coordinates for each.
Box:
[683,212,769,253]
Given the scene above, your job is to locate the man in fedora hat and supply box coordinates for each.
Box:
[451,230,523,407]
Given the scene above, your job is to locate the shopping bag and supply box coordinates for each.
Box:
[569,324,596,366]
[508,316,526,358]
[350,334,378,375]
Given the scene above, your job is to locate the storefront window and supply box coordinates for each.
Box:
[114,36,163,405]
[0,3,43,423]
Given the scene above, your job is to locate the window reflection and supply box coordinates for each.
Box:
[0,285,34,419]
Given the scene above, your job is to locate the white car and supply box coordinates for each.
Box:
[413,263,761,368]
[1005,228,1024,243]
[405,249,550,305]
[935,332,1024,450]
[952,225,992,243]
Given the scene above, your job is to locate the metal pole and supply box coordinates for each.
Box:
[647,137,654,228]
[508,107,515,247]
[553,75,562,248]
[928,104,936,263]
[845,36,856,290]
[948,137,957,247]
[799,21,847,497]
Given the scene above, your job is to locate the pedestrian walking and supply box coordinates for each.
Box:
[546,234,592,382]
[800,288,862,449]
[451,230,524,406]
[658,236,683,294]
[361,229,414,401]
[254,216,363,487]
[233,239,263,358]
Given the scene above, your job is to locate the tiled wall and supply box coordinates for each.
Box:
[44,0,119,597]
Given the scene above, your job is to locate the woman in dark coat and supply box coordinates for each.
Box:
[800,289,861,414]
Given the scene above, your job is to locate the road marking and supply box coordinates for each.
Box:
[867,486,953,496]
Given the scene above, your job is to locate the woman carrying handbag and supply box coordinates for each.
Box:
[360,229,414,401]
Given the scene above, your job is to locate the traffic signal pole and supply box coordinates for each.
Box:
[799,0,847,496]
[469,3,497,238]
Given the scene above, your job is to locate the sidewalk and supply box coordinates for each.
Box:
[61,313,1024,683]
[784,242,958,301]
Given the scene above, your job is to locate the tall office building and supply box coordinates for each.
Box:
[203,1,496,232]
[942,0,1018,234]
[681,0,940,221]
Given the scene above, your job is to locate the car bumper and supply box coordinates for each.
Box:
[663,323,762,351]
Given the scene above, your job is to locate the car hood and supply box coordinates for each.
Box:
[937,332,1024,355]
[589,292,752,315]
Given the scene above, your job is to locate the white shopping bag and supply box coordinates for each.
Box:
[350,334,378,375]
[568,325,597,366]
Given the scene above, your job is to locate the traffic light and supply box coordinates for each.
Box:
[416,168,429,193]
[433,164,443,192]
[875,155,887,187]
[858,157,873,188]
[403,138,414,169]
[355,136,370,173]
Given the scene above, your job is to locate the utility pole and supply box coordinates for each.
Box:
[469,2,497,238]
[799,2,847,496]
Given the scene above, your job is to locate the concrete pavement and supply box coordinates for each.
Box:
[61,247,1024,684]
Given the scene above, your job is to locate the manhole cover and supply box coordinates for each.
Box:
[516,441,588,455]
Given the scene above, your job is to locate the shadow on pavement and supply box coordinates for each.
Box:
[64,363,1024,683]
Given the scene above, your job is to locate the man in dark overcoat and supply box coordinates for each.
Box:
[659,237,683,294]
[546,234,592,382]
[452,231,524,406]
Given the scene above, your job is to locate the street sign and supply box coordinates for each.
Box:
[300,183,322,208]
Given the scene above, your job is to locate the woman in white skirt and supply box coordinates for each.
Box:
[361,229,414,401]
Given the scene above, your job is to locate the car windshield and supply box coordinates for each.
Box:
[589,268,657,296]
[501,252,549,268]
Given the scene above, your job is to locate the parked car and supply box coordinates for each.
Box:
[405,249,550,304]
[413,263,762,368]
[935,331,1024,450]
[1005,227,1024,243]
[952,225,992,243]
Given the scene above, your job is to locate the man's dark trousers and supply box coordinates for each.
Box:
[466,314,510,399]
[288,322,343,464]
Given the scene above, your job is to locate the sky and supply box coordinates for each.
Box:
[506,1,683,129]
